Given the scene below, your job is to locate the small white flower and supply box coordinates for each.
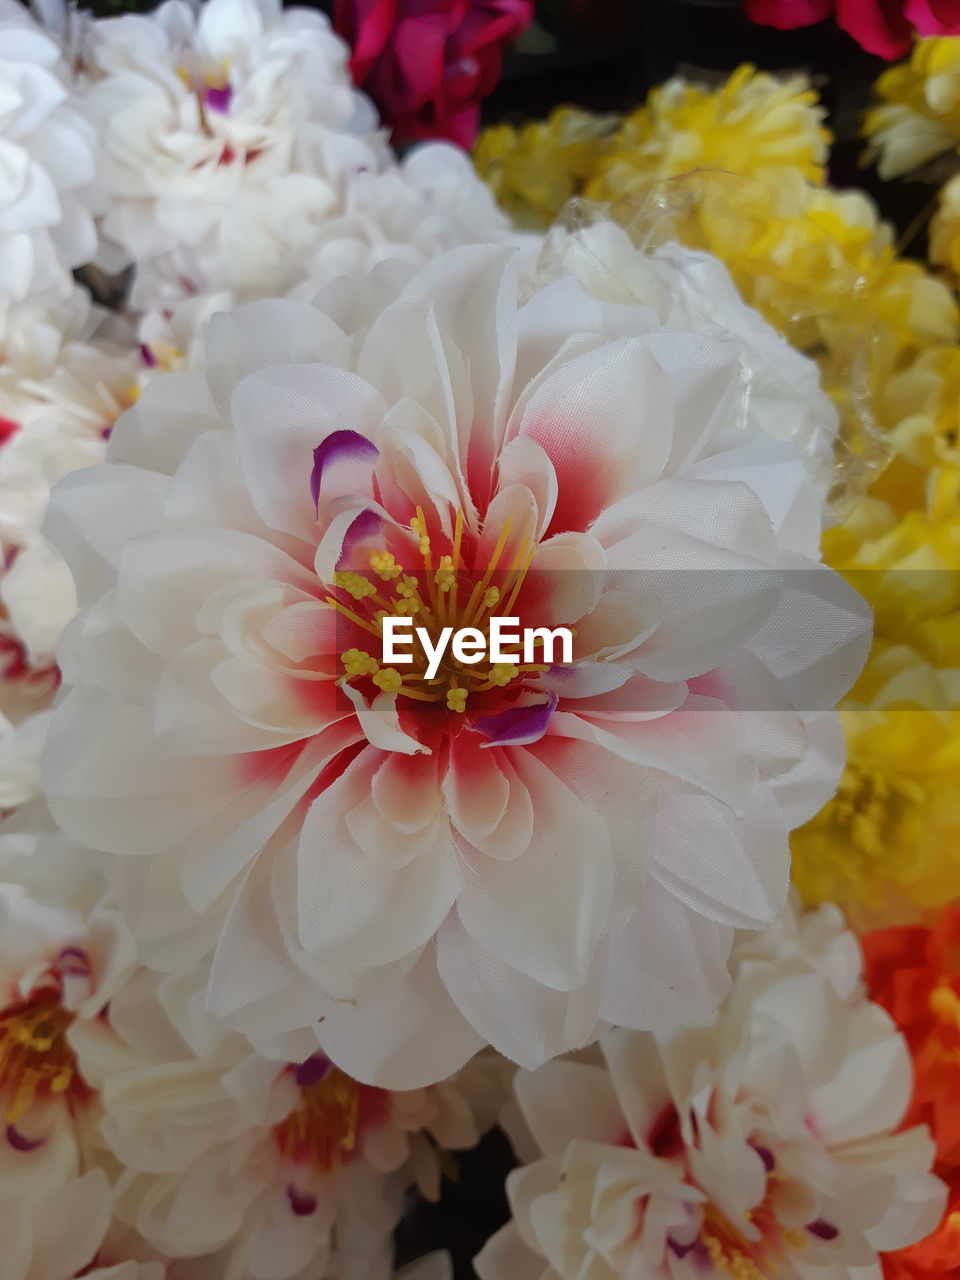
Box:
[0,0,100,317]
[71,965,503,1280]
[81,0,383,264]
[131,143,523,375]
[476,902,946,1280]
[0,286,140,704]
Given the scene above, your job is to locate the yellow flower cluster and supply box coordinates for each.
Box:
[863,37,960,286]
[584,63,831,202]
[473,106,617,230]
[474,64,829,229]
[795,454,960,925]
[863,36,960,179]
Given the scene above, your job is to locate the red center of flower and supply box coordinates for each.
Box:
[272,1056,388,1174]
[329,505,556,717]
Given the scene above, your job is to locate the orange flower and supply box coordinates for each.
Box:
[864,907,960,1275]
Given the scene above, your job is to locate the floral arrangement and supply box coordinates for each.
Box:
[2,1,959,1276]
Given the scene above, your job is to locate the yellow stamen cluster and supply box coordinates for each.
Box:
[327,506,550,713]
[0,997,79,1125]
[273,1067,361,1173]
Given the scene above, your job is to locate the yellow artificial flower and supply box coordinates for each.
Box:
[584,64,831,205]
[825,478,960,670]
[930,168,960,281]
[792,674,960,929]
[871,344,960,510]
[863,36,960,179]
[473,106,617,230]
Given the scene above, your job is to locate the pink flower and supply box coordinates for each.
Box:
[334,0,534,147]
[743,0,960,59]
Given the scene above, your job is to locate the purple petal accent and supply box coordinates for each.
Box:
[311,430,379,511]
[57,946,91,977]
[472,691,558,747]
[337,507,384,567]
[294,1053,331,1088]
[139,343,157,367]
[752,1143,775,1173]
[204,84,233,113]
[287,1185,318,1217]
[6,1125,45,1153]
[807,1219,839,1241]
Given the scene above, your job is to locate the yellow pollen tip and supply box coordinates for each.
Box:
[488,663,519,686]
[483,587,500,608]
[334,571,376,601]
[341,649,378,678]
[372,668,403,693]
[434,556,456,592]
[369,551,401,581]
[446,688,468,712]
[176,64,192,85]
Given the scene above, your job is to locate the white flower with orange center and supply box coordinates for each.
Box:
[475,903,946,1280]
[70,966,504,1280]
[80,0,383,264]
[43,238,868,1088]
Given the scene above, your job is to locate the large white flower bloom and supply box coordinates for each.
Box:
[43,237,868,1088]
[0,1167,165,1280]
[475,902,946,1280]
[70,965,504,1280]
[80,0,383,265]
[0,0,100,325]
[0,286,140,712]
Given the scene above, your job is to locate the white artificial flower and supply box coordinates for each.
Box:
[0,285,140,709]
[43,236,869,1089]
[0,814,137,1218]
[0,0,100,324]
[70,965,504,1280]
[0,1167,165,1280]
[81,0,384,265]
[476,901,946,1280]
[131,143,523,377]
[541,219,839,502]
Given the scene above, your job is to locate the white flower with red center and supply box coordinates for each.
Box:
[80,0,383,265]
[69,966,503,1280]
[475,902,946,1280]
[0,288,140,711]
[0,830,136,1209]
[0,0,100,324]
[0,1167,166,1280]
[43,238,868,1088]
